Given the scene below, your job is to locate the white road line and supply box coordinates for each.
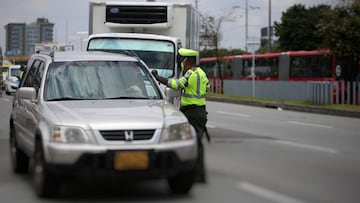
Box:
[217,111,251,118]
[287,121,333,129]
[275,140,339,154]
[206,124,216,128]
[2,98,11,102]
[236,181,307,203]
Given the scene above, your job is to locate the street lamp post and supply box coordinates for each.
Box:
[233,2,260,51]
[268,0,272,52]
[246,41,260,98]
[244,0,260,52]
[245,0,248,51]
[76,31,88,51]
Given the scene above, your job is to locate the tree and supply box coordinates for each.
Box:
[320,2,360,56]
[319,1,360,81]
[273,4,333,51]
[200,49,244,57]
[0,47,3,63]
[200,9,240,93]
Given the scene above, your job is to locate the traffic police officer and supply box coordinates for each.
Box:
[152,48,210,183]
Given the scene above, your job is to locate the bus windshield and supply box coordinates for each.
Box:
[87,38,175,78]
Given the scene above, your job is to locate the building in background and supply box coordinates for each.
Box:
[25,18,54,56]
[4,18,54,64]
[4,23,26,56]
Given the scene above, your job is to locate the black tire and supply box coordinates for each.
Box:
[33,139,58,198]
[10,127,29,173]
[167,170,195,194]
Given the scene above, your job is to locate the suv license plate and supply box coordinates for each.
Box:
[114,151,149,170]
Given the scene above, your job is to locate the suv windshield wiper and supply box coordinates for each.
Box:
[47,97,86,101]
[106,96,150,100]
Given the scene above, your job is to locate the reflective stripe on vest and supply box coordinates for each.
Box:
[181,67,209,106]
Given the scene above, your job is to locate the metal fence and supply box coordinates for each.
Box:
[309,81,360,105]
[210,80,360,105]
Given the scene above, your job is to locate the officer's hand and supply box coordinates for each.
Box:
[151,70,168,85]
[151,70,159,79]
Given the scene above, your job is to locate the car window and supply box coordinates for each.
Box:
[45,61,162,101]
[23,60,41,87]
[22,59,46,95]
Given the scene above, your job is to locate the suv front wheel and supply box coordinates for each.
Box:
[33,139,59,198]
[10,126,29,173]
[167,169,195,194]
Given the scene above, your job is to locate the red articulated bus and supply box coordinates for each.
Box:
[200,49,336,81]
[200,49,360,104]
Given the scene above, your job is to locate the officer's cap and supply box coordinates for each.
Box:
[178,48,199,57]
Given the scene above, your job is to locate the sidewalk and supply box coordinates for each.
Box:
[207,96,360,119]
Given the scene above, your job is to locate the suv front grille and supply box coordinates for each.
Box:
[100,130,155,141]
[106,5,168,24]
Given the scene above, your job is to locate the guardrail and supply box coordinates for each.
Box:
[210,79,360,106]
[310,81,359,105]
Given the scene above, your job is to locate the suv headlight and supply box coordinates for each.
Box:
[51,126,94,144]
[162,123,193,142]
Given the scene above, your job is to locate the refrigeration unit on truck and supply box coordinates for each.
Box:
[87,1,200,106]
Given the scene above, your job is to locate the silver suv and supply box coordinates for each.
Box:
[9,51,197,197]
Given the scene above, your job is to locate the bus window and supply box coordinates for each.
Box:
[290,55,332,79]
[256,58,279,79]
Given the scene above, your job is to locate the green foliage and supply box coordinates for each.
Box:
[274,4,333,51]
[0,47,3,61]
[257,42,281,54]
[320,2,360,56]
[200,48,245,57]
[274,2,360,59]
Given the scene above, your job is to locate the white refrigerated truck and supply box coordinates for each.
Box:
[87,1,200,106]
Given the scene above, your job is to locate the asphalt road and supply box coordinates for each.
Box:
[0,94,360,203]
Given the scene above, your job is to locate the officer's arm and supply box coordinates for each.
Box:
[168,71,191,90]
[151,70,168,86]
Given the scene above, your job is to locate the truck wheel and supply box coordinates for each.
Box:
[10,127,29,173]
[167,170,195,194]
[33,139,58,198]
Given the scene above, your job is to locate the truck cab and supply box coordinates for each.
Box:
[87,1,200,107]
[87,33,182,80]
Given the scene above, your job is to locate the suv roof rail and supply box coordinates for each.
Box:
[35,50,55,62]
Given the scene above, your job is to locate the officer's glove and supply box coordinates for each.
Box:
[151,70,168,86]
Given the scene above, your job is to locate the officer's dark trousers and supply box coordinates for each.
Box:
[180,105,207,182]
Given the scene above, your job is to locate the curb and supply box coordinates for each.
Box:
[207,97,360,119]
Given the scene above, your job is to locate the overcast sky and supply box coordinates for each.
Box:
[0,0,336,53]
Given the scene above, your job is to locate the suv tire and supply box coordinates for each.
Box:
[33,139,59,198]
[10,127,29,173]
[167,169,195,194]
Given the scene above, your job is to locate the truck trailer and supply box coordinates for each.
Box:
[87,0,200,107]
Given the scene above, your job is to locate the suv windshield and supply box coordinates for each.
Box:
[87,38,175,78]
[45,61,162,101]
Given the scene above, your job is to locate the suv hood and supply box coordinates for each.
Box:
[45,100,186,130]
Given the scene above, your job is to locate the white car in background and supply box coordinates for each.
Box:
[5,65,21,95]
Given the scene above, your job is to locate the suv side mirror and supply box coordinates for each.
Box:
[18,87,37,101]
[165,87,181,99]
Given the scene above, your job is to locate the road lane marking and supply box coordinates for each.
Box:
[2,98,11,102]
[217,111,251,118]
[287,121,333,129]
[275,140,339,154]
[236,181,307,203]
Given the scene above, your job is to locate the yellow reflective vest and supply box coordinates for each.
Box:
[168,67,210,107]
